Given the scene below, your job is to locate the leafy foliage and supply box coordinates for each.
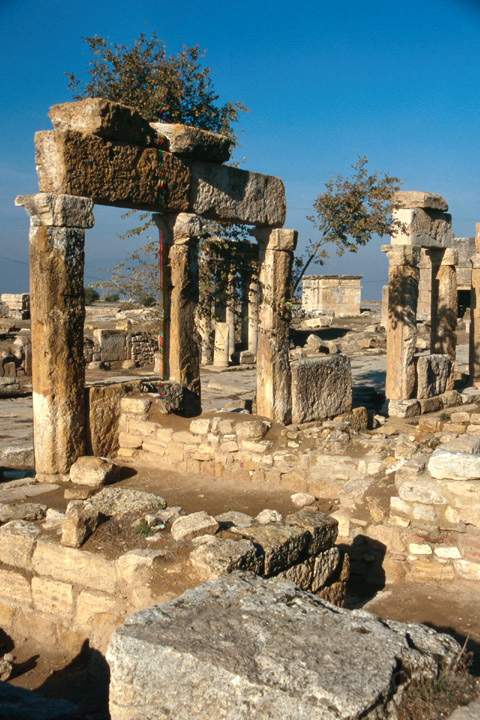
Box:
[69,34,249,307]
[295,157,402,290]
[84,286,100,304]
[67,33,246,137]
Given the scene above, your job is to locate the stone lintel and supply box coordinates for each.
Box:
[393,191,448,211]
[35,130,286,226]
[15,193,94,228]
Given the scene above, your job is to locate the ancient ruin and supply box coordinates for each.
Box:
[0,97,479,718]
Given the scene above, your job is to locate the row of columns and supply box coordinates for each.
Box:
[18,196,297,479]
[383,244,458,404]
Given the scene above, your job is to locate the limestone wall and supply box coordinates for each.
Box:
[0,502,347,655]
[84,329,158,367]
[301,276,361,317]
[0,293,30,320]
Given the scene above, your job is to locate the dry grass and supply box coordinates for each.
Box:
[398,642,479,720]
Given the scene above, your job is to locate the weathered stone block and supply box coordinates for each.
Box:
[416,354,452,399]
[232,523,310,576]
[190,537,263,579]
[291,355,352,423]
[191,161,285,226]
[49,98,156,145]
[32,539,117,593]
[392,191,448,211]
[31,576,74,616]
[94,329,127,362]
[15,193,94,228]
[120,396,152,416]
[171,511,219,542]
[285,509,338,554]
[391,207,453,248]
[0,521,40,570]
[75,589,121,628]
[69,455,115,488]
[0,568,31,605]
[107,573,460,720]
[61,500,106,548]
[36,130,191,212]
[388,399,420,418]
[150,122,232,163]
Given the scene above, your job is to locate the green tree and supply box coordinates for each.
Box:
[67,34,245,136]
[68,34,248,306]
[84,286,100,304]
[295,157,402,291]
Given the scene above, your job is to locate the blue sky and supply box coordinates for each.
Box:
[1,0,479,298]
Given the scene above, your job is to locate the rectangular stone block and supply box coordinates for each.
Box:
[15,193,94,228]
[75,589,120,628]
[190,161,286,226]
[232,524,310,577]
[392,191,448,211]
[416,354,452,399]
[36,130,191,212]
[391,207,453,248]
[150,122,232,163]
[32,538,117,593]
[285,509,338,554]
[49,98,155,145]
[291,355,352,424]
[35,130,286,225]
[32,576,74,616]
[0,521,40,570]
[0,568,31,605]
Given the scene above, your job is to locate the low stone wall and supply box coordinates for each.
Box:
[335,402,480,587]
[0,504,347,655]
[117,397,371,489]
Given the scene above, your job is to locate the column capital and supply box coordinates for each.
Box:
[382,244,421,266]
[251,227,297,251]
[16,193,94,228]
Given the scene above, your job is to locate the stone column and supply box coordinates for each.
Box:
[253,227,297,424]
[152,214,172,379]
[430,248,457,389]
[168,213,201,409]
[382,245,420,402]
[469,224,480,385]
[16,193,94,480]
[213,322,230,367]
[247,271,259,355]
[417,248,432,323]
[225,267,236,362]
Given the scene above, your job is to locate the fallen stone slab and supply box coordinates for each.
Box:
[215,510,253,529]
[85,487,166,517]
[190,537,263,579]
[232,523,310,576]
[171,511,219,542]
[107,573,460,720]
[0,501,46,523]
[0,444,34,468]
[69,455,116,488]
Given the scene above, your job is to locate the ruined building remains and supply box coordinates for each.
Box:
[302,275,361,317]
[16,97,299,480]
